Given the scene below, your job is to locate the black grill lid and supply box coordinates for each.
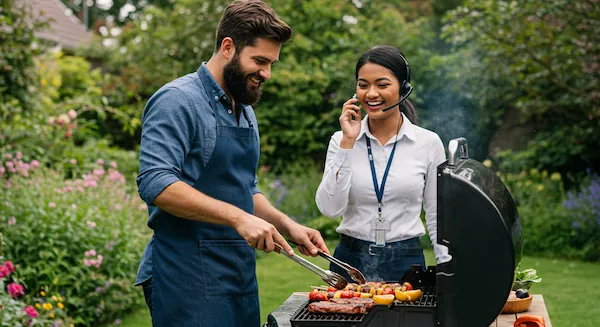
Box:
[435,138,523,327]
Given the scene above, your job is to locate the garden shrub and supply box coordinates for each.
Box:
[494,162,600,262]
[0,153,150,325]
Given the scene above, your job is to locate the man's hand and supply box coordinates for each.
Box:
[285,221,330,257]
[233,214,294,256]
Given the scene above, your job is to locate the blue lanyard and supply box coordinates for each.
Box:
[366,136,398,217]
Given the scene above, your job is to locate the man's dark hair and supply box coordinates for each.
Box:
[215,0,292,52]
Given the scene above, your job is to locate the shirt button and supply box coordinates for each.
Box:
[227,109,233,114]
[214,96,219,100]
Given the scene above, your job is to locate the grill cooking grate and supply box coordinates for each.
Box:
[395,286,436,307]
[290,287,436,326]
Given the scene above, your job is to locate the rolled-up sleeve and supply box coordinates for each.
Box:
[136,87,197,205]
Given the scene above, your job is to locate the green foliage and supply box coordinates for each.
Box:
[0,159,149,326]
[107,0,456,170]
[258,160,324,222]
[494,164,600,262]
[0,0,46,115]
[443,0,600,172]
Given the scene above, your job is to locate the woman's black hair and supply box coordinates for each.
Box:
[356,45,418,124]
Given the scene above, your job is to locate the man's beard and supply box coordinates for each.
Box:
[223,55,264,105]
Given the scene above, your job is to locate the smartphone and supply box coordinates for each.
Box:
[351,94,360,120]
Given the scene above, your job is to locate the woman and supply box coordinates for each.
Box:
[315,45,451,283]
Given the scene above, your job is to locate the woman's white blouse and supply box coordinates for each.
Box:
[315,113,451,264]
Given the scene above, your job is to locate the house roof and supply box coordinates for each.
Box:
[23,0,92,50]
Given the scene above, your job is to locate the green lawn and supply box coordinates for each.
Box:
[116,243,600,327]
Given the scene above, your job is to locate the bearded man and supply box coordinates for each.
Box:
[134,1,329,326]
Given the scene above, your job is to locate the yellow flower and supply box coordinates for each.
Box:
[35,303,41,309]
[529,168,539,176]
[43,303,53,310]
[551,172,561,181]
[537,184,545,191]
[50,312,55,318]
[40,291,46,296]
[52,295,58,301]
[525,180,532,186]
[483,159,492,168]
[41,78,48,86]
[70,325,74,327]
[542,170,548,178]
[58,302,64,309]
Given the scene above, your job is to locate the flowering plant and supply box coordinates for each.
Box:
[0,258,66,326]
[0,153,149,325]
[563,171,600,261]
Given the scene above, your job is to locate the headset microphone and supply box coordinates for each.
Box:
[381,83,412,112]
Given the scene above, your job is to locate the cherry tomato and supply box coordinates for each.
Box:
[314,292,328,301]
[309,289,320,301]
[403,282,413,291]
[341,291,354,299]
[327,286,337,292]
[353,292,361,298]
[381,287,394,295]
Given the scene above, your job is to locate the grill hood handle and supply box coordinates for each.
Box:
[448,137,469,166]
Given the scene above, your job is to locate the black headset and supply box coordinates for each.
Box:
[381,52,413,112]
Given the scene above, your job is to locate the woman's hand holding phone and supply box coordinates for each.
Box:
[339,95,362,149]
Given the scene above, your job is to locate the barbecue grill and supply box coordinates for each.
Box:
[264,137,523,327]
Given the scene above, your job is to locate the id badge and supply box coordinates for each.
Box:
[371,219,390,246]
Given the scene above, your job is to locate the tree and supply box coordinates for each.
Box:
[443,0,600,174]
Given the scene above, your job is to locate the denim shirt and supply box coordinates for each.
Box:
[134,63,261,285]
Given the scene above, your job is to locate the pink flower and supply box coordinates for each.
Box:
[5,201,11,206]
[8,216,16,225]
[71,204,77,210]
[83,258,91,266]
[48,116,56,125]
[70,159,77,165]
[97,159,104,165]
[4,261,15,273]
[16,152,22,159]
[24,305,38,318]
[68,109,78,119]
[49,202,56,208]
[93,168,105,177]
[5,153,12,159]
[89,249,97,256]
[110,161,118,169]
[87,220,96,228]
[30,160,39,169]
[7,282,25,298]
[0,167,4,176]
[65,130,72,139]
[0,265,10,278]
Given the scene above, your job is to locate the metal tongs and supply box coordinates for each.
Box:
[289,241,366,285]
[274,244,348,289]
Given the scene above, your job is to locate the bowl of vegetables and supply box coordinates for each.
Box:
[502,289,532,314]
[512,268,542,291]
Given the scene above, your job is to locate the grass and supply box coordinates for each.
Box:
[115,242,600,327]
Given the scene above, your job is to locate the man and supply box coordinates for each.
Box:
[134,1,329,326]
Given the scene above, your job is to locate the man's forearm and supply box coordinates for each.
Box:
[153,181,248,228]
[253,193,294,236]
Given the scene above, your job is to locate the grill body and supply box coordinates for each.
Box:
[265,138,523,327]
